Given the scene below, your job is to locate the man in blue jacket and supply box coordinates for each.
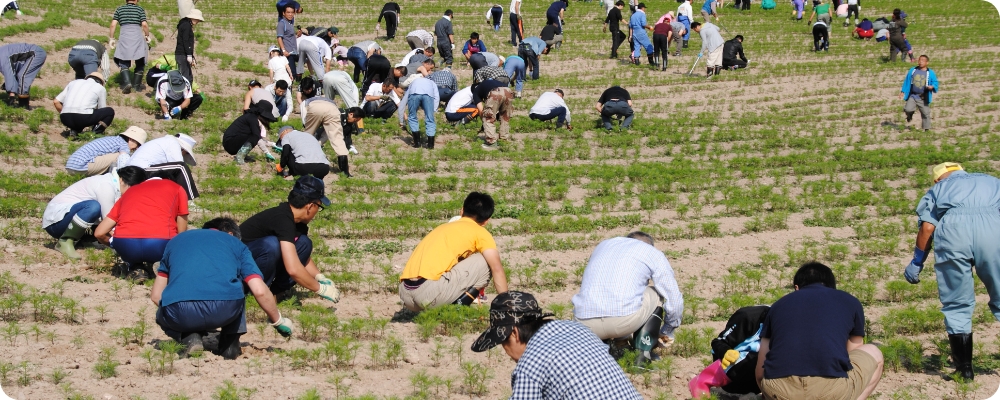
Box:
[898,55,938,131]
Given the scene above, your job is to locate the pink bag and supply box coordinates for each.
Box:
[689,360,732,398]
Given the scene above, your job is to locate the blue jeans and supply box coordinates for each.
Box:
[530,107,567,127]
[67,48,99,80]
[156,299,246,341]
[438,87,456,104]
[44,200,102,239]
[601,100,634,129]
[407,94,437,137]
[347,47,368,82]
[504,58,526,92]
[274,93,288,116]
[286,53,299,79]
[244,235,312,294]
[111,237,170,267]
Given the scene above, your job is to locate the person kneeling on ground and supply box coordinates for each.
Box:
[54,72,115,136]
[94,171,189,281]
[361,78,400,120]
[853,18,874,40]
[340,107,365,156]
[399,192,510,311]
[722,35,749,70]
[528,89,572,130]
[444,86,479,125]
[151,217,294,360]
[472,291,643,399]
[223,101,278,165]
[156,70,202,120]
[572,232,683,367]
[596,85,634,131]
[65,126,146,176]
[276,125,330,179]
[239,176,341,303]
[755,262,884,400]
[42,166,147,260]
[689,305,769,399]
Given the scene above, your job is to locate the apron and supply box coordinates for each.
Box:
[116,24,147,61]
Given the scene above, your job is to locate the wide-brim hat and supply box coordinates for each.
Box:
[120,126,147,145]
[186,8,204,21]
[471,291,552,353]
[86,71,105,85]
[174,133,197,166]
[167,70,187,93]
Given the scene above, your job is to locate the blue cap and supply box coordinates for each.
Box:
[292,176,330,206]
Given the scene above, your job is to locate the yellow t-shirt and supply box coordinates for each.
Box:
[400,217,497,280]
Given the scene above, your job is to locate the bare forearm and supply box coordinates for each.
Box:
[249,279,280,323]
[916,222,935,251]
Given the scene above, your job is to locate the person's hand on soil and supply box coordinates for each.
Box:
[271,314,294,338]
[170,106,182,116]
[317,282,341,303]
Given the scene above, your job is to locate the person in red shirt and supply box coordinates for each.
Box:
[652,17,671,71]
[94,177,189,281]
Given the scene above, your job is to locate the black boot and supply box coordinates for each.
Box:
[425,135,435,149]
[632,307,664,367]
[706,67,715,78]
[16,96,29,109]
[336,155,352,178]
[215,333,242,360]
[661,56,668,71]
[715,66,722,76]
[647,54,656,67]
[453,286,479,305]
[179,332,204,358]
[133,69,145,92]
[410,131,421,148]
[949,333,974,381]
[683,39,689,48]
[2,93,14,107]
[120,70,133,94]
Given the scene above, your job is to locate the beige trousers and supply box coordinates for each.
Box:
[304,100,347,156]
[576,286,661,340]
[67,152,123,176]
[399,253,492,311]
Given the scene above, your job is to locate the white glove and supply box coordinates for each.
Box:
[451,43,455,50]
[145,35,152,44]
[109,39,116,49]
[316,282,340,303]
[315,273,333,285]
[281,115,289,122]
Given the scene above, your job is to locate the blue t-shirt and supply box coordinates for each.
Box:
[909,69,927,95]
[761,284,865,379]
[157,229,263,307]
[702,0,714,13]
[546,1,565,19]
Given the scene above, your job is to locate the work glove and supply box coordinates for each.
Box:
[315,273,333,286]
[264,153,276,162]
[658,335,674,348]
[904,246,929,284]
[145,35,152,44]
[170,106,182,116]
[698,52,703,57]
[720,349,740,369]
[163,114,172,121]
[317,281,341,303]
[271,314,294,338]
[451,43,455,50]
[109,38,116,49]
[281,115,289,122]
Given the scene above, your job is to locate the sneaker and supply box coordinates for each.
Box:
[348,145,359,155]
[481,141,498,150]
[125,263,154,282]
[515,91,522,99]
[179,333,204,358]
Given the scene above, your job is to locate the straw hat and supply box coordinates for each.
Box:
[120,126,147,145]
[186,9,204,21]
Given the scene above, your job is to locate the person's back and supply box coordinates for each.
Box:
[281,129,329,165]
[402,217,494,281]
[573,237,670,318]
[723,38,741,60]
[109,178,187,239]
[158,229,257,307]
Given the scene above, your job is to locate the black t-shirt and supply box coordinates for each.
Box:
[605,8,623,31]
[380,2,400,14]
[540,25,560,40]
[472,79,508,104]
[761,284,865,379]
[598,86,631,104]
[240,202,309,243]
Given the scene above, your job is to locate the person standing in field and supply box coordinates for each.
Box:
[904,162,1000,382]
[887,9,908,62]
[701,0,719,22]
[605,1,626,59]
[175,9,202,83]
[693,21,724,78]
[109,0,150,93]
[510,0,524,46]
[898,55,937,131]
[435,10,456,69]
[629,3,654,66]
[277,5,299,82]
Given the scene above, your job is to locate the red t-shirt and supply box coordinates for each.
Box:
[106,178,189,239]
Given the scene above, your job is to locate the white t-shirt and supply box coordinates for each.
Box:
[445,87,474,113]
[510,0,521,14]
[678,1,693,18]
[269,56,291,83]
[361,82,384,108]
[55,79,107,114]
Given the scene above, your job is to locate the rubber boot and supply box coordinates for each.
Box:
[706,67,715,78]
[949,333,974,381]
[179,332,204,358]
[661,56,668,71]
[120,70,133,94]
[410,131,421,148]
[234,142,251,164]
[453,286,479,305]
[425,135,435,149]
[683,39,689,48]
[715,66,722,76]
[16,96,29,109]
[57,220,87,260]
[133,69,145,92]
[3,93,14,107]
[337,155,352,178]
[216,333,242,360]
[632,306,664,367]
[647,54,656,67]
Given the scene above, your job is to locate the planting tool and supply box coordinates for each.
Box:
[685,54,703,76]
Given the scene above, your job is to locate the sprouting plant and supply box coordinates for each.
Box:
[460,362,491,396]
[94,347,119,379]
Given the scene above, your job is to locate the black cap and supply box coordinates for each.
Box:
[471,291,552,352]
[637,2,646,8]
[291,176,331,206]
[248,79,262,87]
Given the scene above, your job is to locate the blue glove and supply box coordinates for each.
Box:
[698,52,703,57]
[904,247,929,284]
[170,106,182,116]
[163,114,172,121]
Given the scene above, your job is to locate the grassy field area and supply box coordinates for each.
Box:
[1,0,1000,398]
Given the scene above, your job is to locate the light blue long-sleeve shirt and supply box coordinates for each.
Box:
[916,170,1000,262]
[628,9,647,31]
[397,77,440,125]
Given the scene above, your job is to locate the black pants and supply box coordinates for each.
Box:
[510,13,523,44]
[491,8,503,27]
[518,44,539,80]
[437,41,453,66]
[114,57,146,75]
[611,29,626,58]
[362,55,391,95]
[846,5,859,20]
[145,162,199,199]
[812,25,829,51]
[165,94,203,120]
[723,58,747,69]
[363,101,398,119]
[381,11,398,39]
[280,144,329,178]
[174,54,193,83]
[652,33,669,63]
[889,36,906,61]
[60,108,115,132]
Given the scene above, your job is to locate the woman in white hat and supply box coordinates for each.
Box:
[175,8,203,82]
[127,133,200,199]
[65,126,147,176]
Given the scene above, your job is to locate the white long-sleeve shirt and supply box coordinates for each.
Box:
[678,1,693,18]
[42,173,122,228]
[529,92,572,123]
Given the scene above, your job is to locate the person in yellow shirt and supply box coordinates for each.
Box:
[399,192,510,311]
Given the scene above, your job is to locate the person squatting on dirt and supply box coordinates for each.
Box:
[151,217,295,360]
[362,78,400,120]
[109,0,150,93]
[904,162,1000,382]
[472,291,643,399]
[242,80,280,122]
[605,1,627,59]
[65,126,146,176]
[378,2,401,40]
[689,305,769,399]
[54,72,115,136]
[276,126,330,179]
[540,21,563,50]
[462,32,488,63]
[444,86,479,124]
[175,9,202,83]
[156,70,203,120]
[755,262,884,400]
[126,133,201,201]
[43,166,148,260]
[239,176,341,302]
[223,101,278,165]
[898,55,937,131]
[595,86,634,131]
[722,35,749,70]
[68,40,111,87]
[693,21,724,77]
[572,232,684,367]
[94,171,190,281]
[398,76,441,149]
[529,89,572,130]
[0,43,47,108]
[398,192,510,311]
[629,3,655,66]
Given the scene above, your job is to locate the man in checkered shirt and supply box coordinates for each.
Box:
[472,291,642,399]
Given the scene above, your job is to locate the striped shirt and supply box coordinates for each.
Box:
[428,70,457,91]
[572,237,684,336]
[112,3,147,25]
[66,136,130,171]
[55,79,107,114]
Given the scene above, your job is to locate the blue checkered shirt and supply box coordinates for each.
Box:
[572,237,684,336]
[66,136,130,171]
[428,70,458,91]
[509,320,642,400]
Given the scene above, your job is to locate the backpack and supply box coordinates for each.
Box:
[872,17,890,31]
[761,0,775,9]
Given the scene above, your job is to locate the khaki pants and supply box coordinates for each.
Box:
[761,349,878,400]
[304,100,348,156]
[706,45,724,67]
[406,36,424,50]
[399,253,492,311]
[68,152,123,176]
[576,287,661,340]
[482,87,513,143]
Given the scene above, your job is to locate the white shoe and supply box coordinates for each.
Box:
[348,145,359,155]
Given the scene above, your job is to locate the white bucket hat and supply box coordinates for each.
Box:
[174,133,197,166]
